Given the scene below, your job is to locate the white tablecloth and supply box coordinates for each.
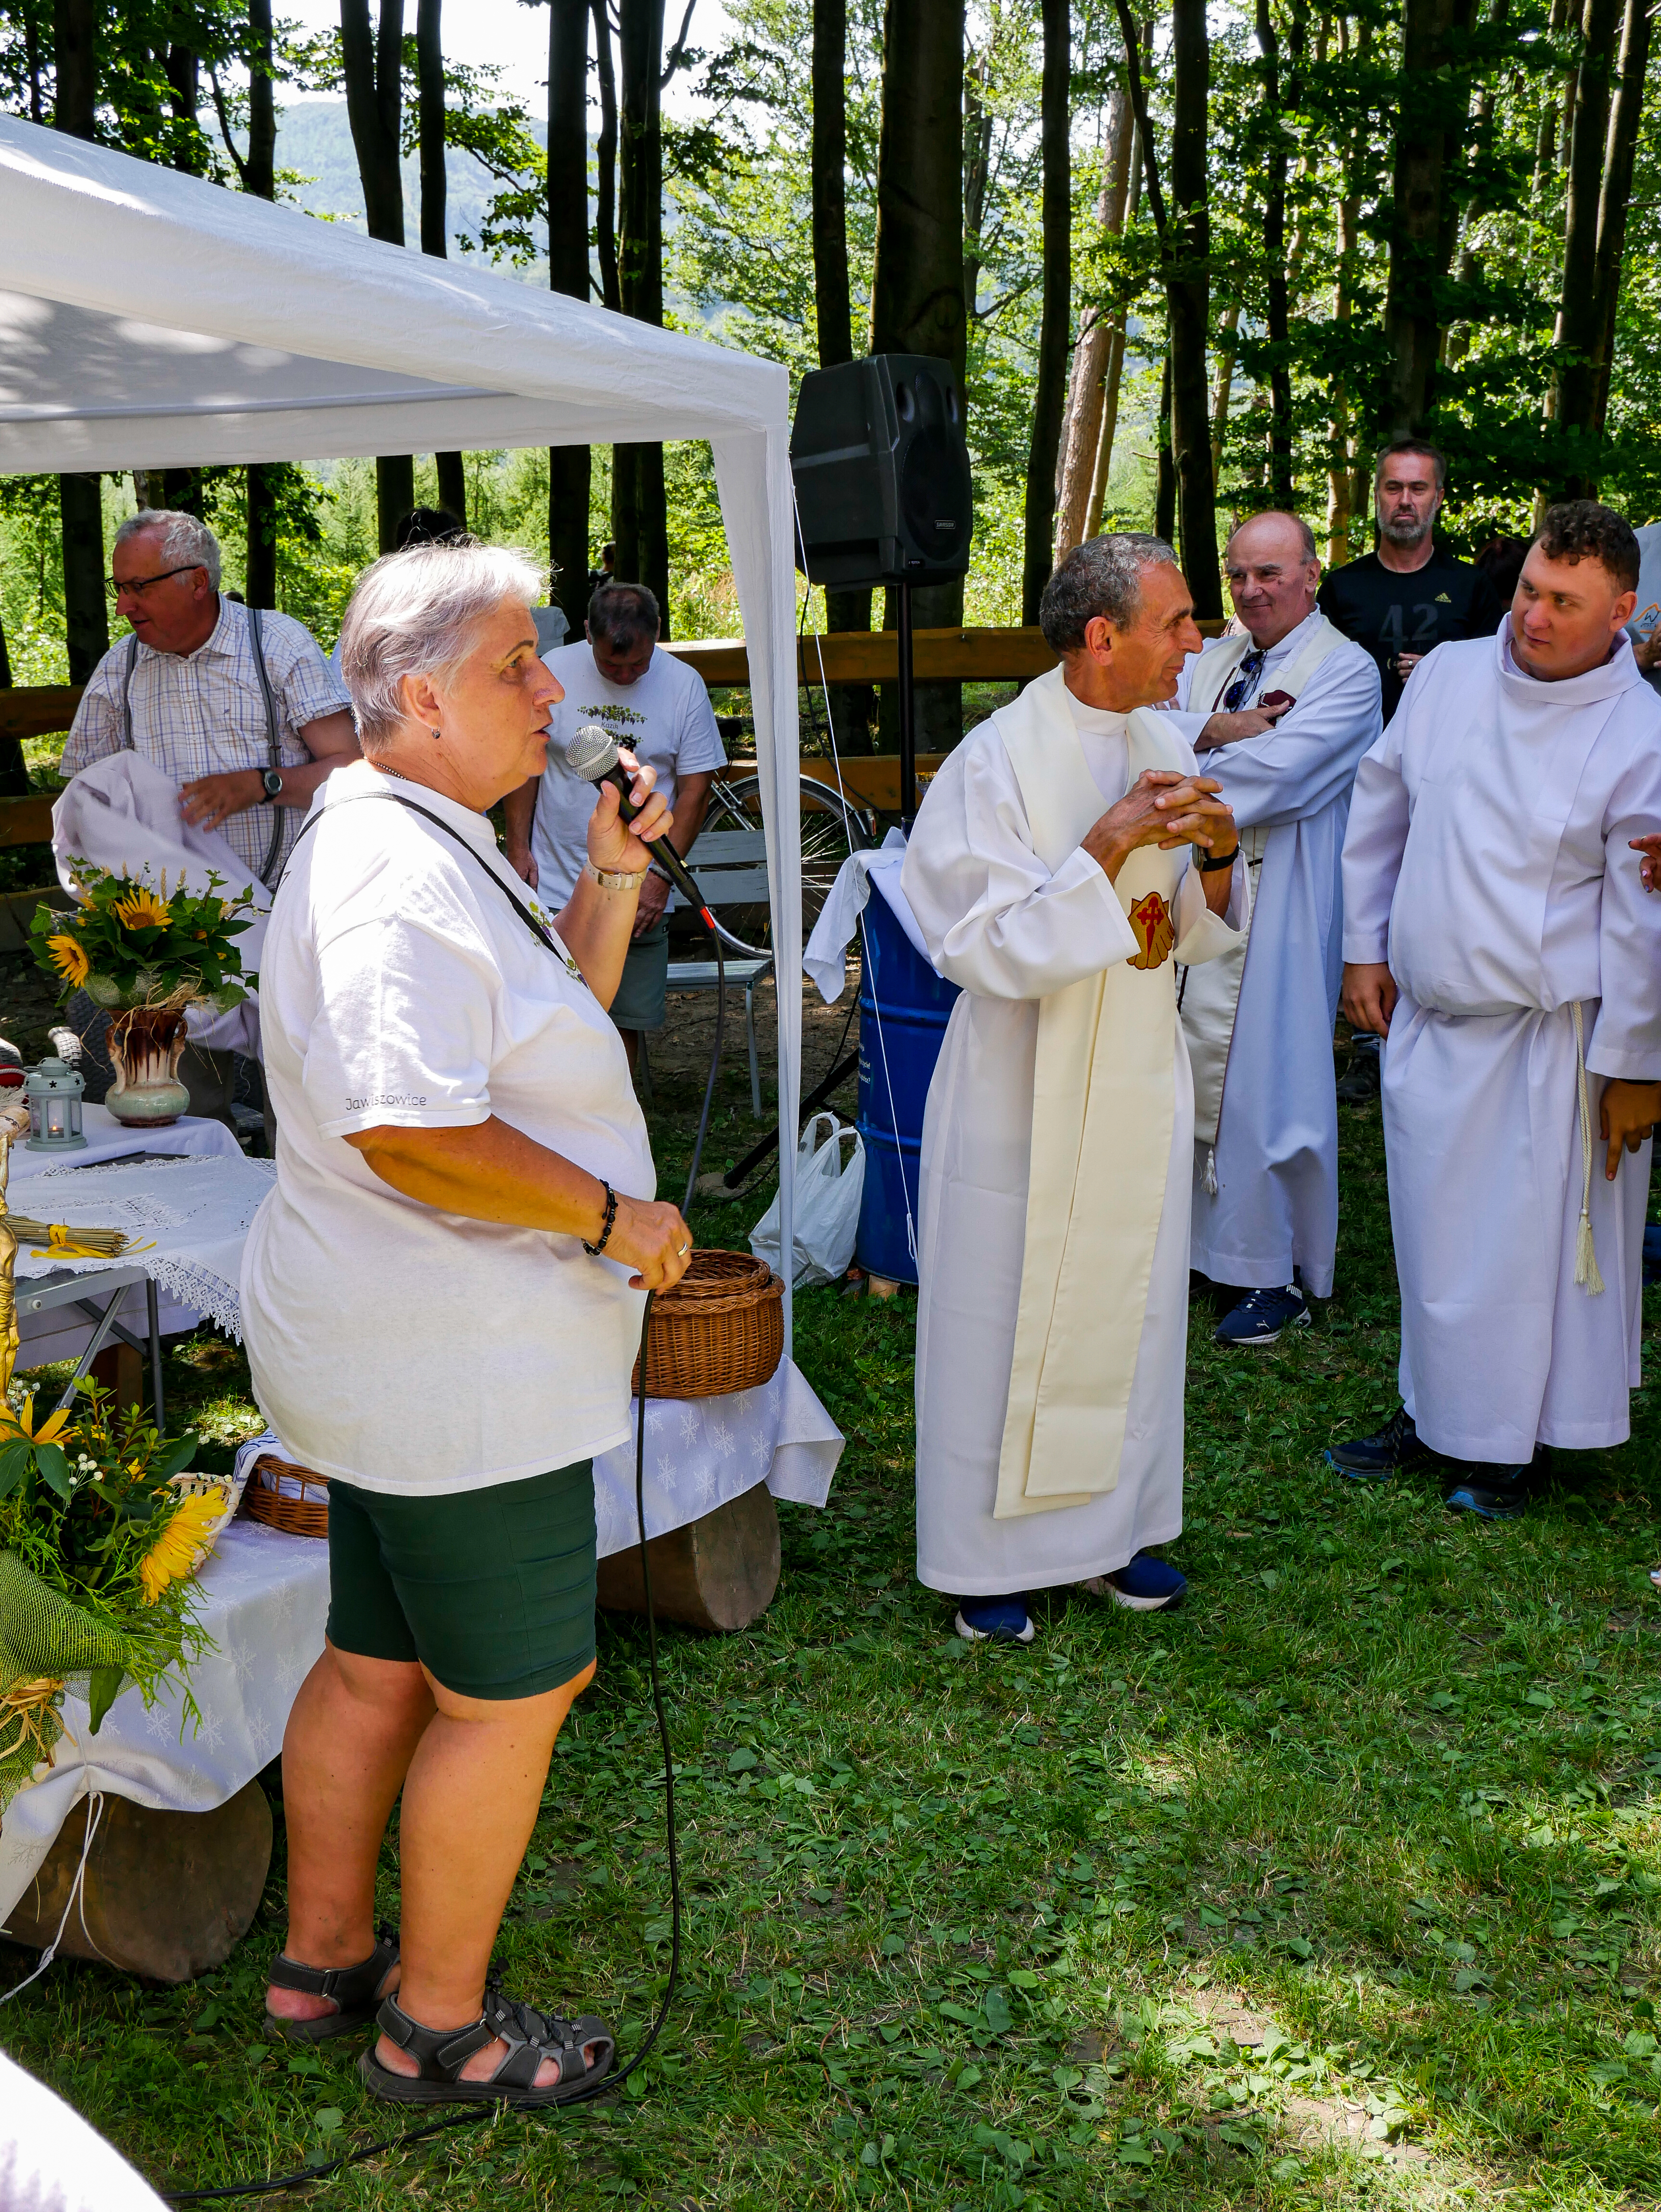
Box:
[8,1104,242,1181]
[592,1356,843,1557]
[0,1520,330,1930]
[237,1355,844,1564]
[12,1154,275,1342]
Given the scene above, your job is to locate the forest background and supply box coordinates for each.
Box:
[0,0,1654,768]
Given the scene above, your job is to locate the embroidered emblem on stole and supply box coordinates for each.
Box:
[1127,890,1174,971]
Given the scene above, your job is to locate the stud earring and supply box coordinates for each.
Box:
[429,725,442,740]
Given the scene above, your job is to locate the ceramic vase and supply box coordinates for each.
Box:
[107,1007,190,1128]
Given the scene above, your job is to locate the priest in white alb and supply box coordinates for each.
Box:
[1161,511,1382,1345]
[901,535,1245,1645]
[1333,501,1661,1519]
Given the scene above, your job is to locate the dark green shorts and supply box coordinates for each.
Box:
[325,1462,597,1700]
[609,921,669,1031]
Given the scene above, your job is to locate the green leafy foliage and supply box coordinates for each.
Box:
[29,863,256,1013]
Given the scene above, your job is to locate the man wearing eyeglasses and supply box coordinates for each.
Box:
[61,509,358,893]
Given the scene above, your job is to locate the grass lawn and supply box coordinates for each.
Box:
[3,1060,1661,2210]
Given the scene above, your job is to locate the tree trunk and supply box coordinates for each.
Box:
[246,0,276,199]
[342,0,410,550]
[871,0,966,750]
[242,0,277,605]
[60,473,108,683]
[24,3,45,124]
[1381,0,1475,434]
[962,43,993,317]
[1055,85,1135,563]
[1254,0,1297,502]
[1327,14,1367,563]
[615,0,669,626]
[246,463,277,608]
[53,0,97,138]
[1154,354,1176,544]
[591,0,621,311]
[55,0,105,690]
[1165,0,1220,608]
[1084,109,1142,540]
[1550,0,1622,474]
[811,0,872,746]
[416,0,466,524]
[548,0,593,615]
[812,0,853,368]
[1022,0,1071,622]
[1586,0,1650,445]
[1211,304,1241,483]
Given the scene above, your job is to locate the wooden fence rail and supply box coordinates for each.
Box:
[0,619,1228,850]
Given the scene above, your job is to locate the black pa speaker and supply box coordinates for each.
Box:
[790,354,973,590]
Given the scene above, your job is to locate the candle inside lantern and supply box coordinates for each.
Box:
[25,1057,87,1151]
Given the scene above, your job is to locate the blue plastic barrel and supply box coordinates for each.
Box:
[855,884,960,1285]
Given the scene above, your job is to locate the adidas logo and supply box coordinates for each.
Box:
[1435,592,1451,604]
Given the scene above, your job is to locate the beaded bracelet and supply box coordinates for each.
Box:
[583,1178,618,1255]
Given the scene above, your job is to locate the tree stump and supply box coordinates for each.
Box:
[1,1778,272,1984]
[596,1480,781,1633]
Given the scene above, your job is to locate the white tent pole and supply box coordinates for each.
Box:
[710,428,801,1347]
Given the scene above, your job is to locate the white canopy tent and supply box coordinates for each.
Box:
[0,113,801,1329]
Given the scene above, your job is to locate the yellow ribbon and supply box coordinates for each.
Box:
[27,1231,156,1260]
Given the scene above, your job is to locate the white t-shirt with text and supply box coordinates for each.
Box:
[529,641,725,902]
[242,761,655,1494]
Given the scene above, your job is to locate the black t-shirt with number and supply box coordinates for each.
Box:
[1318,547,1505,721]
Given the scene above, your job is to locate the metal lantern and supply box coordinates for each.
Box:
[25,1057,87,1151]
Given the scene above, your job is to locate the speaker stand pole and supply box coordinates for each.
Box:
[897,579,917,831]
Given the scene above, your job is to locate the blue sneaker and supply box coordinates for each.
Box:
[954,1595,1035,1644]
[1214,1283,1311,1347]
[1444,1465,1530,1520]
[1645,1224,1661,1287]
[1101,1553,1187,1612]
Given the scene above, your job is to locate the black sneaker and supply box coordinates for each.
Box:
[1444,1462,1532,1519]
[1214,1283,1311,1347]
[1336,1039,1381,1105]
[1324,1406,1436,1482]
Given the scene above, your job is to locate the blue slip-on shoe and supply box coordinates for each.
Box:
[954,1595,1036,1644]
[1101,1553,1187,1612]
[1325,1406,1436,1483]
[1645,1224,1661,1287]
[1444,1465,1530,1520]
[1214,1283,1311,1348]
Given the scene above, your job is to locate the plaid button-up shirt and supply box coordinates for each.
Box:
[62,599,352,887]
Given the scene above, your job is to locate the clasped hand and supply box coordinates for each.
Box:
[585,748,674,880]
[1081,768,1237,883]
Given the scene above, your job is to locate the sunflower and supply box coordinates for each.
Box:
[44,934,89,988]
[138,1488,226,1606]
[0,1394,71,1448]
[113,887,172,931]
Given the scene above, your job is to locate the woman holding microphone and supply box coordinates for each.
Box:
[245,541,689,2107]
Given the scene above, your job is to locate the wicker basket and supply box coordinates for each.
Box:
[632,1248,784,1399]
[240,1455,330,1539]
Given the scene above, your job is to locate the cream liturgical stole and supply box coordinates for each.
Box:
[993,666,1238,1520]
[1177,613,1347,1149]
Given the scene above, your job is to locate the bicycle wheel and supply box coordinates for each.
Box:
[704,773,869,945]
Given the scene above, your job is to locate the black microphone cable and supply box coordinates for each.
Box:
[164,915,729,2204]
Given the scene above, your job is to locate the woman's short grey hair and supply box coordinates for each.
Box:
[114,509,222,588]
[340,541,550,749]
[1040,533,1179,653]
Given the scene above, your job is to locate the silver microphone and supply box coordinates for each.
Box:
[560,724,707,916]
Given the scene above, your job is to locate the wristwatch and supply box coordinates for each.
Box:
[259,768,284,802]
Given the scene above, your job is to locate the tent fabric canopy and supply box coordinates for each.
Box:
[0,114,801,1331]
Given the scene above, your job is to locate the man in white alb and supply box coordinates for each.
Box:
[901,534,1245,1644]
[1162,512,1381,1345]
[1333,501,1661,1518]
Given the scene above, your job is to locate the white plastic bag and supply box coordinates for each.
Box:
[749,1112,865,1290]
